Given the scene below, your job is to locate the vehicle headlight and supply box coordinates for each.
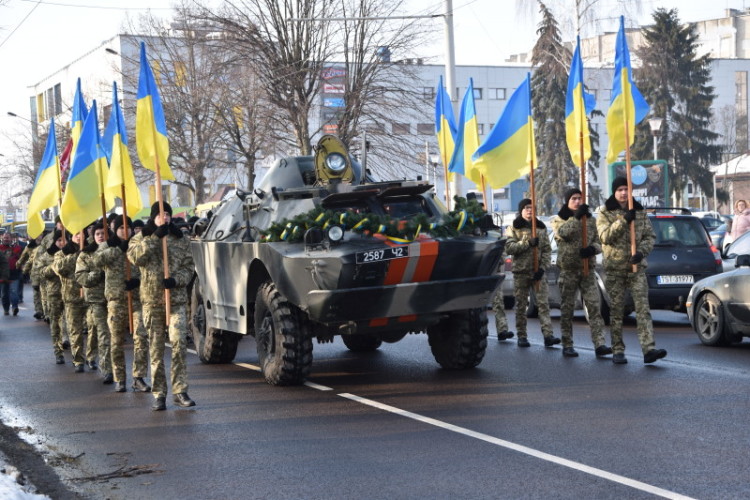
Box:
[325,153,347,173]
[327,224,344,242]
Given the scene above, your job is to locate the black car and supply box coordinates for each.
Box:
[686,254,750,345]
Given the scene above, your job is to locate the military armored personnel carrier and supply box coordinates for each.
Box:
[190,136,505,385]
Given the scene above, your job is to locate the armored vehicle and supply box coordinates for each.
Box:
[190,136,505,385]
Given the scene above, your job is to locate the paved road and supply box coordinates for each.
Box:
[0,307,749,499]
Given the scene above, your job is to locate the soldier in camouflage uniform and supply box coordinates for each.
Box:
[505,199,560,348]
[76,222,112,381]
[96,215,151,393]
[597,177,667,364]
[39,230,66,364]
[52,233,87,372]
[490,249,514,341]
[18,234,45,319]
[551,188,612,358]
[128,202,195,411]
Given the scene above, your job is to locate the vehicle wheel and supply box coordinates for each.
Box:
[342,335,382,352]
[503,296,515,310]
[583,289,611,326]
[254,281,313,385]
[427,308,488,369]
[191,280,239,363]
[526,289,538,318]
[695,293,727,346]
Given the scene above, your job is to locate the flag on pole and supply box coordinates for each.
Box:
[565,36,596,166]
[60,101,114,234]
[70,78,88,162]
[27,119,62,239]
[448,78,483,185]
[103,82,143,216]
[605,16,650,164]
[136,42,175,181]
[435,76,457,177]
[473,73,537,189]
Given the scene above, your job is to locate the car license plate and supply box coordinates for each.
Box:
[356,246,409,264]
[656,274,694,285]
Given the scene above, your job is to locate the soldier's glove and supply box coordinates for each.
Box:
[46,244,59,256]
[82,242,98,253]
[528,237,539,247]
[574,204,591,220]
[106,234,121,248]
[27,240,38,249]
[629,251,644,264]
[162,277,177,289]
[532,269,545,281]
[61,241,78,255]
[125,278,140,291]
[579,246,597,258]
[154,223,171,239]
[623,209,637,223]
[119,239,130,252]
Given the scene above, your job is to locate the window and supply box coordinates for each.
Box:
[417,123,433,135]
[489,88,506,100]
[392,122,410,135]
[473,87,483,100]
[364,122,385,134]
[477,123,484,134]
[422,87,435,99]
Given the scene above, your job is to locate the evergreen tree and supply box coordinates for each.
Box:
[634,8,721,202]
[530,2,575,214]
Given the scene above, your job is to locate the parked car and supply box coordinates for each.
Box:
[686,254,750,346]
[721,230,750,271]
[709,223,729,253]
[699,216,724,232]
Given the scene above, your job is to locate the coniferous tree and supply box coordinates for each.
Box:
[634,8,721,203]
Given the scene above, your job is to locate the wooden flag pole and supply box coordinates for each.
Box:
[121,185,134,335]
[623,119,638,273]
[579,129,590,277]
[152,156,172,326]
[529,157,540,292]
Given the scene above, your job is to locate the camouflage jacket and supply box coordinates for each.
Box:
[32,232,54,286]
[52,250,84,304]
[16,245,33,274]
[127,225,194,307]
[95,243,142,303]
[505,216,551,274]
[596,197,655,274]
[39,248,62,297]
[551,207,601,272]
[75,244,106,304]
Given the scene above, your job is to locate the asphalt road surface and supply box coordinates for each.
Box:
[0,306,748,500]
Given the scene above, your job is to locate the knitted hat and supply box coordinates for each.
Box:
[518,198,532,214]
[132,219,145,229]
[150,201,173,218]
[563,188,582,206]
[611,176,628,193]
[114,215,133,231]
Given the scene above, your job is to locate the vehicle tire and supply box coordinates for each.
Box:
[427,308,488,369]
[583,289,611,326]
[503,296,515,310]
[342,335,382,352]
[191,281,240,363]
[254,281,313,385]
[695,292,728,346]
[526,289,538,318]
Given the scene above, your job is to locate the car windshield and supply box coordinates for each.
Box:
[651,218,709,247]
[727,231,750,256]
[700,217,723,231]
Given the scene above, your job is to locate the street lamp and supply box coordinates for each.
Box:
[648,117,663,160]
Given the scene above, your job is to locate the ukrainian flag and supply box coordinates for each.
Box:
[435,76,456,178]
[606,16,650,165]
[565,36,596,167]
[473,73,536,189]
[103,82,143,217]
[60,101,114,234]
[27,119,62,239]
[448,78,483,186]
[136,42,175,181]
[70,78,88,162]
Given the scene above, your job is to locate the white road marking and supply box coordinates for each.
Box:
[303,381,334,391]
[339,393,696,500]
[235,362,261,372]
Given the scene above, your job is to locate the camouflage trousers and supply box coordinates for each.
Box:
[88,302,111,376]
[513,272,553,339]
[108,299,150,383]
[64,301,87,367]
[32,285,43,317]
[142,303,189,398]
[605,270,656,355]
[85,307,98,364]
[40,284,49,319]
[559,270,606,349]
[491,290,509,333]
[46,293,64,357]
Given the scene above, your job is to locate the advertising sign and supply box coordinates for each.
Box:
[608,160,669,208]
[321,67,346,80]
[324,83,345,94]
[323,98,345,108]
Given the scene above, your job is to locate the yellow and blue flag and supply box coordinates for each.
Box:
[435,76,456,177]
[70,78,88,162]
[473,73,537,189]
[27,119,62,239]
[103,82,143,217]
[60,100,114,234]
[565,36,596,167]
[606,16,650,164]
[136,42,174,181]
[448,78,483,186]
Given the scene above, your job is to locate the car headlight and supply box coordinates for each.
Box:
[327,224,344,243]
[325,153,347,173]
